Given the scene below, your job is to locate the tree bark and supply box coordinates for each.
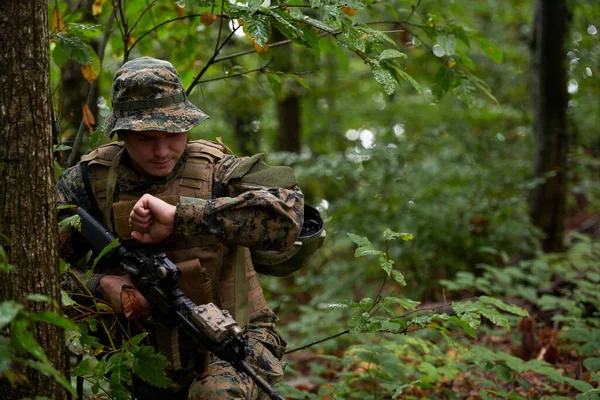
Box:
[0,0,68,398]
[272,30,302,153]
[529,0,570,252]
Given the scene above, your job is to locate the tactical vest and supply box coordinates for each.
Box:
[80,140,270,326]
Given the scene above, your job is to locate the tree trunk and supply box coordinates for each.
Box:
[272,30,302,153]
[277,95,301,152]
[529,0,570,253]
[0,1,68,398]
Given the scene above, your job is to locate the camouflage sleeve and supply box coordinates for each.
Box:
[175,155,304,251]
[56,163,105,299]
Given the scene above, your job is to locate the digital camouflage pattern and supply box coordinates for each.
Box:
[104,57,208,137]
[187,324,286,400]
[57,148,303,260]
[56,143,302,398]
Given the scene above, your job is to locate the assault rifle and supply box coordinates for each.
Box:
[76,207,285,400]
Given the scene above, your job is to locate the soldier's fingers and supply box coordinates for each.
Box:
[131,230,152,243]
[129,213,152,225]
[130,223,152,234]
[131,204,151,218]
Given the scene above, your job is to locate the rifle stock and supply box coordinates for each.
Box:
[75,207,285,400]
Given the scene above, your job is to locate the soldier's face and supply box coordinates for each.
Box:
[121,130,187,177]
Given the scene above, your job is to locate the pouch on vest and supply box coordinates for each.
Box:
[177,258,213,306]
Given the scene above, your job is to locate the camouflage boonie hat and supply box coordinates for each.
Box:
[104,56,208,138]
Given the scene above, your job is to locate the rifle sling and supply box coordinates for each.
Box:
[234,246,249,327]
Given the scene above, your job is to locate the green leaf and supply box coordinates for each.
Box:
[20,358,76,395]
[435,314,477,338]
[452,26,471,48]
[349,312,369,333]
[371,63,396,95]
[0,336,13,373]
[66,23,103,39]
[433,65,456,99]
[391,270,406,286]
[53,144,71,152]
[92,238,120,269]
[266,73,281,94]
[476,36,503,63]
[0,246,15,272]
[268,9,303,39]
[55,33,96,65]
[131,345,171,388]
[477,303,510,330]
[348,233,381,258]
[467,74,499,105]
[243,14,271,46]
[26,294,52,302]
[394,66,424,95]
[59,259,69,275]
[72,356,98,377]
[382,229,414,241]
[109,362,131,400]
[583,357,600,372]
[458,51,476,70]
[380,255,394,275]
[247,0,262,13]
[479,296,529,317]
[340,17,365,52]
[438,34,457,56]
[51,42,69,68]
[453,79,476,107]
[379,49,407,62]
[29,311,78,331]
[58,214,81,231]
[60,290,77,307]
[127,332,150,348]
[381,297,420,311]
[13,318,48,363]
[294,14,336,33]
[0,301,23,330]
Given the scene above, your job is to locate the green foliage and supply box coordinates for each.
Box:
[71,333,170,399]
[279,230,548,399]
[44,0,600,398]
[0,280,76,395]
[61,261,172,397]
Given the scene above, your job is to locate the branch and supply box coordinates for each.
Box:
[186,22,240,95]
[195,59,274,84]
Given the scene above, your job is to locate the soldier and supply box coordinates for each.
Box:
[57,56,306,399]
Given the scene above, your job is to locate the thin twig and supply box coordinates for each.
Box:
[129,14,205,53]
[213,0,227,57]
[285,329,349,355]
[406,0,423,22]
[129,0,157,33]
[194,59,274,84]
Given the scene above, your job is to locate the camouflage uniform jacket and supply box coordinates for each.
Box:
[57,140,304,322]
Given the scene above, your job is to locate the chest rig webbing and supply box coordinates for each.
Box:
[80,140,269,369]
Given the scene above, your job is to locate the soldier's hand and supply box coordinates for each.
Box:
[129,193,176,243]
[99,275,150,320]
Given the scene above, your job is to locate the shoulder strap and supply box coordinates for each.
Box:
[187,140,229,162]
[80,142,124,166]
